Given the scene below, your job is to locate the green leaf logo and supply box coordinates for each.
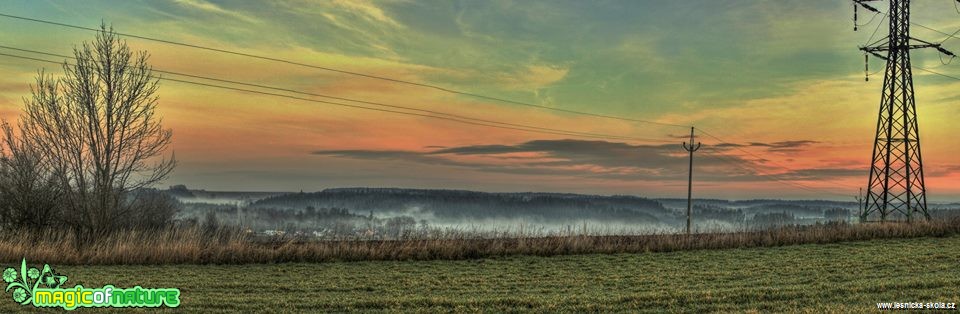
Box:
[1,268,15,283]
[3,259,67,305]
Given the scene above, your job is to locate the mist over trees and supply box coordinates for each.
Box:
[252,188,676,225]
[0,25,177,244]
[169,187,874,237]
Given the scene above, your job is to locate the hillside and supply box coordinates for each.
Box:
[250,187,679,225]
[166,186,960,232]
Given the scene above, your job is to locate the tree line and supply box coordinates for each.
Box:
[253,188,674,223]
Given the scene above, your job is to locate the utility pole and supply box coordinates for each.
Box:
[682,127,701,235]
[851,0,954,222]
[855,188,865,223]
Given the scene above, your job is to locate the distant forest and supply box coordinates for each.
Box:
[174,188,699,237]
[167,186,960,237]
[250,188,677,225]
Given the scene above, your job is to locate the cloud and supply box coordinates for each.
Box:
[172,0,259,23]
[926,164,960,177]
[715,140,820,153]
[773,168,865,180]
[313,138,847,182]
[496,64,569,90]
[330,0,404,29]
[430,144,520,155]
[316,149,454,165]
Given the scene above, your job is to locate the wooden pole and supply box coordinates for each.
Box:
[682,127,701,235]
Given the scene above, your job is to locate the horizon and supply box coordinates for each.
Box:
[166,184,960,203]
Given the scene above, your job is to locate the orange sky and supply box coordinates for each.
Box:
[0,1,959,200]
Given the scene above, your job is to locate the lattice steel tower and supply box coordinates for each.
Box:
[852,0,954,222]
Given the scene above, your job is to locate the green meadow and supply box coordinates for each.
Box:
[2,235,959,313]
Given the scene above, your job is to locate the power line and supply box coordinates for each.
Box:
[864,10,960,47]
[864,15,887,47]
[938,52,957,66]
[938,26,960,45]
[0,45,676,144]
[911,21,960,44]
[0,51,678,144]
[853,10,882,28]
[916,65,960,80]
[872,9,960,43]
[0,12,691,129]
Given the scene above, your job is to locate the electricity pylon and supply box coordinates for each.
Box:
[852,0,955,222]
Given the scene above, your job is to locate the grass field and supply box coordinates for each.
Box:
[4,219,959,265]
[1,235,958,313]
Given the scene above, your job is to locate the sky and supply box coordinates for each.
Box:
[0,0,959,200]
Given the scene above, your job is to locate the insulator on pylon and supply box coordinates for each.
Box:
[864,54,869,81]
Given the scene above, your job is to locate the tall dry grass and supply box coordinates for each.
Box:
[0,218,957,265]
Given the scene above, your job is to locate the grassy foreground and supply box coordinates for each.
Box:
[1,235,958,313]
[2,219,959,264]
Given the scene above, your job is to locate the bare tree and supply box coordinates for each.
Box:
[18,25,175,241]
[0,121,61,231]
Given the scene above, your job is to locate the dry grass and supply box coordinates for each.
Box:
[0,219,957,265]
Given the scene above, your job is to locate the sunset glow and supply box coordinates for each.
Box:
[1,0,959,200]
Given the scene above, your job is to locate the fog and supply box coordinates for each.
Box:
[165,187,894,239]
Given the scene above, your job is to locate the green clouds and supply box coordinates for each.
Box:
[6,0,957,118]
